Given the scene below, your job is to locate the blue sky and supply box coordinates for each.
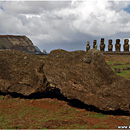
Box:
[0,1,130,52]
[0,6,3,10]
[124,4,130,13]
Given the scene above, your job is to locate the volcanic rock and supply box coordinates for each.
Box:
[0,50,48,96]
[0,49,130,113]
[44,49,130,112]
[0,35,42,54]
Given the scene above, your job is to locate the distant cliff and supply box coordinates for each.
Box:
[0,35,42,54]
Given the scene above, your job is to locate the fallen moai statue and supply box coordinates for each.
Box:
[0,49,130,113]
[44,49,130,113]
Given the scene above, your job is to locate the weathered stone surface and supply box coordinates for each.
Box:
[0,50,48,96]
[124,39,129,52]
[93,40,97,49]
[0,49,130,113]
[108,39,113,51]
[115,39,121,52]
[100,38,105,52]
[86,41,90,51]
[44,49,130,112]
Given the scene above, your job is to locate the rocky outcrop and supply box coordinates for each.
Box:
[0,50,48,96]
[0,35,41,54]
[44,49,130,113]
[0,49,130,113]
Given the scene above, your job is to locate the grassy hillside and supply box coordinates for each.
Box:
[104,55,130,79]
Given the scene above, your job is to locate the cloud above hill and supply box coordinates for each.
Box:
[0,1,130,52]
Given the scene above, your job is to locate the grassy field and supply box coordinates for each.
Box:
[0,96,130,129]
[105,55,130,79]
[0,54,130,129]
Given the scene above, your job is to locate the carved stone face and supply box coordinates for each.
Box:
[93,40,97,44]
[101,38,104,44]
[124,39,129,44]
[116,39,120,44]
[87,41,90,46]
[109,39,112,44]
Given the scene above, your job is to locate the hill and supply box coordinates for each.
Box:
[0,35,42,54]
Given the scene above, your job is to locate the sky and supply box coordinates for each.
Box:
[0,1,130,52]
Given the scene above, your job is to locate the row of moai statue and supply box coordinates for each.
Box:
[86,38,129,52]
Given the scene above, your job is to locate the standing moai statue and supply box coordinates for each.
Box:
[93,40,97,49]
[123,39,129,52]
[86,41,90,51]
[43,49,47,54]
[100,38,105,52]
[108,39,113,51]
[115,39,121,52]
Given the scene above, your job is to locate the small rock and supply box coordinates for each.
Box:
[4,94,12,100]
[23,56,27,60]
[83,57,91,64]
[114,68,121,73]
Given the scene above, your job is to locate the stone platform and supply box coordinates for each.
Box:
[102,51,130,55]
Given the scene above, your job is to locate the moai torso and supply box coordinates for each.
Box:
[93,40,97,49]
[124,39,129,52]
[115,39,121,52]
[86,41,90,51]
[108,39,113,51]
[100,38,105,52]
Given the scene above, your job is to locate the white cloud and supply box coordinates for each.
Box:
[69,1,130,36]
[0,1,130,52]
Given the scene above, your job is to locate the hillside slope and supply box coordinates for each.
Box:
[0,35,41,54]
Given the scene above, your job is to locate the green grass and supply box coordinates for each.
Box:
[0,103,55,129]
[111,64,130,69]
[85,112,108,119]
[0,96,4,100]
[92,124,109,129]
[72,124,89,129]
[39,55,47,59]
[106,61,130,79]
[106,61,123,66]
[0,97,111,129]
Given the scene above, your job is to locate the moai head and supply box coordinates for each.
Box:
[93,40,97,49]
[87,41,90,46]
[86,41,90,51]
[116,39,120,44]
[101,38,104,45]
[43,49,47,54]
[124,39,129,45]
[126,39,129,43]
[109,39,112,45]
[93,40,97,45]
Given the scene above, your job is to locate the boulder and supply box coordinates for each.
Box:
[0,50,48,96]
[0,49,130,113]
[44,49,130,112]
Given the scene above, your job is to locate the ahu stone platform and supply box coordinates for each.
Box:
[102,51,130,55]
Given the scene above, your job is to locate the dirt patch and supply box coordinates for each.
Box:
[0,96,130,129]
